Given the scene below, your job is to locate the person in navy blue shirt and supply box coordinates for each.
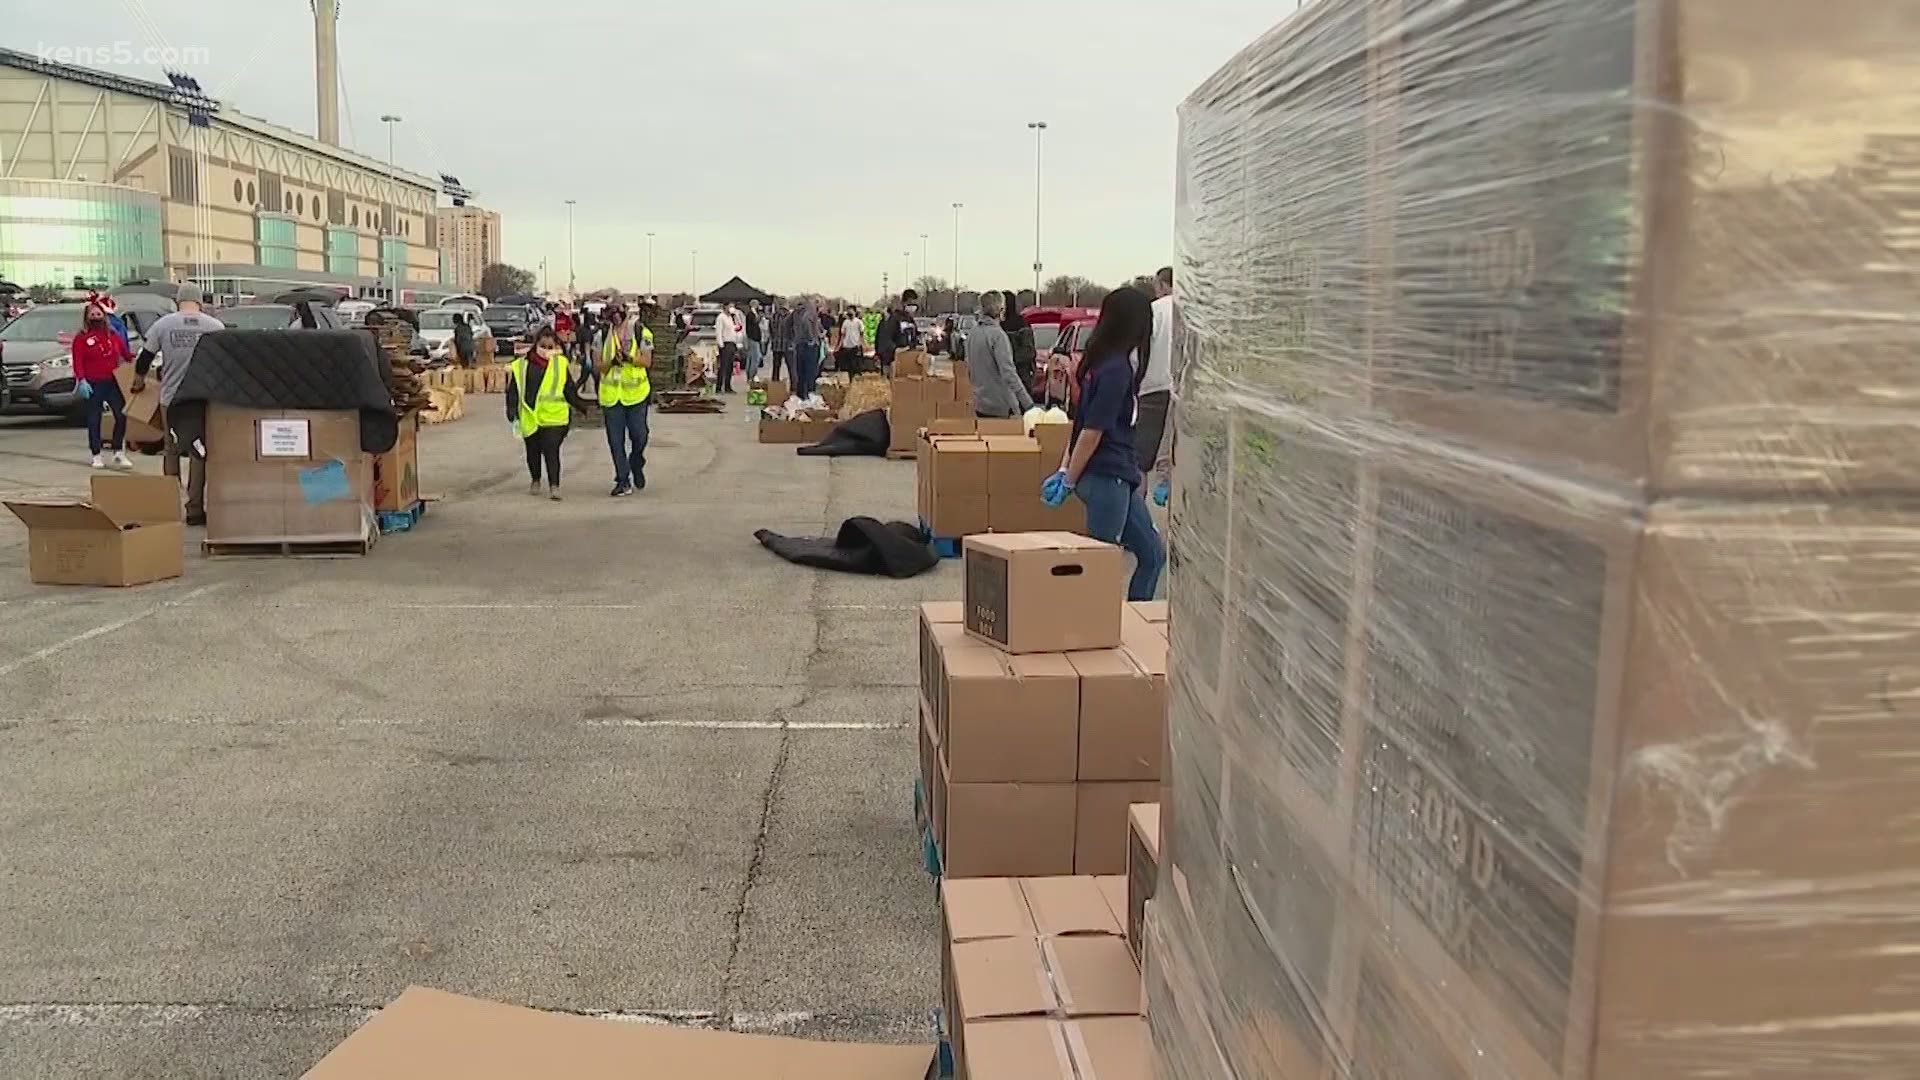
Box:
[1041,288,1166,600]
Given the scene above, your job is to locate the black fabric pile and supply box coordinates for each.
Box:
[170,329,399,453]
[797,408,890,457]
[755,517,938,578]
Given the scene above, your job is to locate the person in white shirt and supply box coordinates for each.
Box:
[1135,266,1176,473]
[837,310,865,372]
[713,304,743,393]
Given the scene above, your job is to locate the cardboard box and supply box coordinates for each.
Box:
[932,399,971,422]
[942,877,1042,945]
[919,706,941,839]
[894,349,931,377]
[939,756,1076,879]
[1067,649,1163,781]
[1095,875,1129,933]
[1126,803,1161,967]
[922,437,994,538]
[964,533,1125,654]
[888,378,930,453]
[1019,875,1126,939]
[959,1017,1149,1080]
[5,474,183,587]
[103,365,165,445]
[370,413,419,513]
[758,418,830,445]
[940,641,1079,783]
[303,986,933,1078]
[918,601,965,711]
[983,437,1041,498]
[927,623,970,743]
[1075,782,1159,875]
[1128,600,1169,624]
[204,405,372,546]
[1031,423,1071,477]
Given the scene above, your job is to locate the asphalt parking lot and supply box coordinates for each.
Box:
[0,404,951,1078]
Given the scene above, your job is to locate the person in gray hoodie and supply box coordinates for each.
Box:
[968,290,1034,419]
[789,296,823,397]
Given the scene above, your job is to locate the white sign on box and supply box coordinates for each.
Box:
[258,418,312,458]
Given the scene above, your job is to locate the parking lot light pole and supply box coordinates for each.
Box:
[1027,121,1047,301]
[951,203,963,314]
[380,113,402,303]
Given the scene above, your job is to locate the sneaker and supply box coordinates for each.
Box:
[549,486,563,502]
[90,455,105,469]
[609,484,631,498]
[633,475,647,492]
[111,451,133,471]
[528,480,542,497]
[184,511,206,527]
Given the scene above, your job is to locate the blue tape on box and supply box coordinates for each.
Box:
[298,459,352,504]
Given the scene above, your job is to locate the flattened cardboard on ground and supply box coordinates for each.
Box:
[1068,648,1163,781]
[302,987,933,1078]
[1076,782,1159,875]
[6,473,184,587]
[964,533,1125,654]
[941,643,1080,783]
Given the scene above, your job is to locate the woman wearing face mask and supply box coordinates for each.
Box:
[72,299,134,470]
[505,327,587,501]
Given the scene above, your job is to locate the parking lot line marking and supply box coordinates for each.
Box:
[0,584,224,679]
[0,1003,917,1036]
[584,718,906,731]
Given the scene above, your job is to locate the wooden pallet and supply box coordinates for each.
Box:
[203,536,372,559]
[886,448,917,461]
[377,499,428,535]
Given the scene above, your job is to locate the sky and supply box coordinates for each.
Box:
[13,1,1289,301]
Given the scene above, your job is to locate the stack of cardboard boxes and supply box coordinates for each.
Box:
[916,421,1084,540]
[1154,3,1920,1079]
[939,875,1151,1080]
[426,365,508,394]
[754,378,839,444]
[917,534,1169,880]
[887,350,969,457]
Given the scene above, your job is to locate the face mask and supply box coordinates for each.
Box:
[906,305,918,315]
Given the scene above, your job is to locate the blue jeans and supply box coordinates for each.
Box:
[793,341,821,398]
[603,400,651,489]
[744,340,765,382]
[1076,473,1165,601]
[85,376,127,454]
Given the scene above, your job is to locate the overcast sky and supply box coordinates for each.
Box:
[16,1,1288,300]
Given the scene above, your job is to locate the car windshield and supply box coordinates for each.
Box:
[1032,324,1062,352]
[218,306,299,330]
[420,312,460,330]
[691,311,720,329]
[0,307,83,341]
[485,307,527,325]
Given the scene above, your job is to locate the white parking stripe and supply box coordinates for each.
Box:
[0,584,224,678]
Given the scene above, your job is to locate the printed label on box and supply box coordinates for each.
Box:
[964,549,1010,647]
[258,418,312,459]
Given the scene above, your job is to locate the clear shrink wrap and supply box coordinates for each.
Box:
[1154,0,1920,1077]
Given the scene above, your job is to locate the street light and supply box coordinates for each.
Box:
[919,233,930,287]
[380,113,401,303]
[691,250,699,301]
[1027,120,1047,301]
[903,251,912,297]
[951,203,963,315]
[564,199,577,298]
[646,232,656,294]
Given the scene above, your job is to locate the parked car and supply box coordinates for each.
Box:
[483,303,533,346]
[212,302,345,331]
[418,307,492,362]
[1033,317,1095,407]
[336,299,376,326]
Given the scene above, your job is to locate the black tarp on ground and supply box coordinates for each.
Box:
[754,517,938,578]
[796,409,890,457]
[169,329,399,454]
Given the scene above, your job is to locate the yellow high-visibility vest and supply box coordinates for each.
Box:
[599,327,654,407]
[509,354,571,436]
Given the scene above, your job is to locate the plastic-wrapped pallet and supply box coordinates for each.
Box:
[1154,1,1920,1078]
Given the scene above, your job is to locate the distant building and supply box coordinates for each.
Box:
[0,46,451,304]
[436,205,500,293]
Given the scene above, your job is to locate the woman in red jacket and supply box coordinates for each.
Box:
[72,300,133,470]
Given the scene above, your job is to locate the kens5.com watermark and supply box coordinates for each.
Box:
[35,41,212,68]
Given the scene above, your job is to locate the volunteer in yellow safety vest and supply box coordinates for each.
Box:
[599,304,655,497]
[506,326,586,501]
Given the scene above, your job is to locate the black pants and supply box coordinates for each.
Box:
[524,425,568,485]
[717,343,739,390]
[1135,390,1172,473]
[769,349,788,382]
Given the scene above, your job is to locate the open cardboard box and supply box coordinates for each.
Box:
[303,987,934,1079]
[5,473,183,586]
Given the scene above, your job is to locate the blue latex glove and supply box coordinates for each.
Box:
[1152,479,1170,507]
[75,379,92,401]
[1041,470,1073,508]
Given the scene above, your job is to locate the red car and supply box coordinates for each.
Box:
[1034,317,1095,408]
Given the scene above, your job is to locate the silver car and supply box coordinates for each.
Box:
[0,303,165,417]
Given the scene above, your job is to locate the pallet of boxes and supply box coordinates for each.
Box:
[169,329,401,557]
[916,537,1169,1078]
[916,415,1083,553]
[887,349,970,459]
[1150,4,1920,1080]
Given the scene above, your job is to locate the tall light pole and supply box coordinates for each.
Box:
[919,233,930,286]
[691,250,699,302]
[539,257,548,295]
[903,251,912,297]
[380,113,401,302]
[951,202,963,315]
[1027,120,1047,301]
[646,232,656,295]
[564,199,577,298]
